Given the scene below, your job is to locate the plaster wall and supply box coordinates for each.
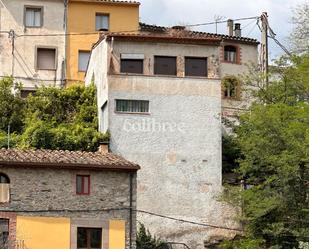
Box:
[0,0,65,88]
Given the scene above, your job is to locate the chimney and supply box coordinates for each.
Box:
[99,141,109,154]
[234,23,241,37]
[227,19,234,36]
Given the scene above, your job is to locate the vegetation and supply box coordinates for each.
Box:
[221,51,309,248]
[0,77,107,151]
[136,223,168,249]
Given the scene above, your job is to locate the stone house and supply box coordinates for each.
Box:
[85,23,258,248]
[0,0,66,95]
[0,147,140,249]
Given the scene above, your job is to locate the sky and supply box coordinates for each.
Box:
[138,0,307,60]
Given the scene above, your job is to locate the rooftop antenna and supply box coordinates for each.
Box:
[214,15,225,34]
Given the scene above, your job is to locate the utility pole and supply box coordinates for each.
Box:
[8,29,15,77]
[260,12,269,87]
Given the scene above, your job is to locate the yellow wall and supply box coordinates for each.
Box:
[109,220,126,249]
[67,1,139,84]
[16,216,70,249]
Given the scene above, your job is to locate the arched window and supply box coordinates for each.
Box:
[0,173,10,203]
[222,76,240,99]
[0,174,9,184]
[224,45,237,63]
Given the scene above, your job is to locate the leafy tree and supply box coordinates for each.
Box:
[136,223,168,249]
[222,51,309,248]
[0,78,107,151]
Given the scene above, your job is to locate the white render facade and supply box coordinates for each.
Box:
[85,32,258,248]
[0,0,66,92]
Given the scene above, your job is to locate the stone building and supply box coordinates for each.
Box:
[0,147,139,249]
[0,0,66,95]
[85,23,258,248]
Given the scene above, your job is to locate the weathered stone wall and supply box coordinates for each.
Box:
[0,166,137,249]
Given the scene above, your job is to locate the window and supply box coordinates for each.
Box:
[21,90,36,98]
[224,45,237,63]
[154,56,177,76]
[185,57,207,77]
[78,51,91,72]
[77,228,102,249]
[96,14,109,31]
[24,6,42,27]
[36,48,56,70]
[116,99,149,113]
[222,76,240,99]
[0,219,8,249]
[0,173,9,203]
[76,175,90,195]
[121,59,143,74]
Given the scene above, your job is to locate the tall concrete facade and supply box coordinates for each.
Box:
[0,0,65,92]
[86,28,258,248]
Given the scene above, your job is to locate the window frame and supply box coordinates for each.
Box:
[35,46,58,71]
[95,13,110,31]
[223,45,238,64]
[115,99,150,115]
[77,227,102,249]
[120,58,144,74]
[76,175,90,195]
[154,56,177,76]
[78,50,91,72]
[24,5,44,28]
[185,56,208,77]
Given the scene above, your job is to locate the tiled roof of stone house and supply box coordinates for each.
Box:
[69,0,140,5]
[0,148,140,171]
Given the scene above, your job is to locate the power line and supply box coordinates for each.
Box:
[184,16,260,28]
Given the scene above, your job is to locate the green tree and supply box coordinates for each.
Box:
[136,223,168,249]
[222,51,309,248]
[0,79,107,151]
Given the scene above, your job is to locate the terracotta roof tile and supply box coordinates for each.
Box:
[71,0,140,5]
[0,148,140,171]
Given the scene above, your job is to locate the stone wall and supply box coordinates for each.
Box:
[0,166,137,249]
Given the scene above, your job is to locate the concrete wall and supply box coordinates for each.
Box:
[0,166,137,249]
[0,0,65,89]
[87,40,241,248]
[67,1,139,83]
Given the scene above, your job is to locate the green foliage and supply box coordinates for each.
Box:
[0,78,107,151]
[136,223,168,249]
[222,135,241,174]
[221,237,265,249]
[222,51,309,248]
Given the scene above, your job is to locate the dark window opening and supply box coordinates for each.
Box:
[223,76,240,99]
[116,99,149,113]
[154,56,177,76]
[185,57,207,77]
[77,228,102,249]
[21,90,36,98]
[0,174,9,184]
[76,175,90,195]
[120,59,143,74]
[0,219,8,249]
[224,45,237,63]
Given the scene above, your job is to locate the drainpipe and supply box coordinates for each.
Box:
[129,172,133,249]
[62,0,68,87]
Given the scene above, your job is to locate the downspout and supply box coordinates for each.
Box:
[129,172,133,249]
[62,0,68,87]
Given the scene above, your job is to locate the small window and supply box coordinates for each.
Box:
[223,76,240,99]
[76,175,90,195]
[96,14,109,31]
[25,6,42,27]
[116,99,149,113]
[224,45,237,63]
[78,51,91,72]
[0,219,9,249]
[37,48,56,70]
[0,173,10,203]
[78,228,102,249]
[185,57,207,77]
[154,56,177,76]
[21,90,36,98]
[121,59,143,74]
